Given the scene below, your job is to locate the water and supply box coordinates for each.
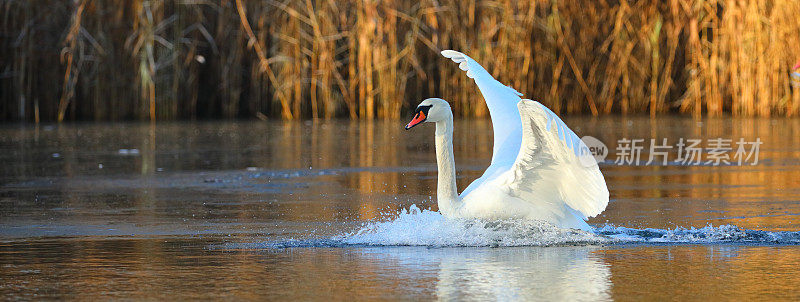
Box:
[2,117,800,300]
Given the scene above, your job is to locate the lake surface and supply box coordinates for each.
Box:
[2,117,800,300]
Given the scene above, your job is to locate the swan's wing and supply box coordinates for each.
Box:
[499,99,609,218]
[441,50,523,168]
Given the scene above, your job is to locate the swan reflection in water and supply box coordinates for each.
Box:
[358,246,611,301]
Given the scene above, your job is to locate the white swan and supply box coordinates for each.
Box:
[404,50,609,230]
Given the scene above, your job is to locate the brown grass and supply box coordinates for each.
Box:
[1,0,800,122]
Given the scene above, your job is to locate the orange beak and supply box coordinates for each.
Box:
[405,110,427,130]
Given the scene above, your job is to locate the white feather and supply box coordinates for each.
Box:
[503,100,609,218]
[440,49,524,195]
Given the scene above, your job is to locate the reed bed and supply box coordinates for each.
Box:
[2,0,800,121]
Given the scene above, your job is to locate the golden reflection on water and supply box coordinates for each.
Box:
[603,245,800,300]
[2,117,800,229]
[2,239,800,300]
[2,118,800,300]
[590,117,800,230]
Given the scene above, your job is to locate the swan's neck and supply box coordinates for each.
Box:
[434,118,460,215]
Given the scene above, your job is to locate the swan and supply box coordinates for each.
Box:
[404,50,609,230]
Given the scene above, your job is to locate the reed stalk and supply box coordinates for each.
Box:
[2,0,800,121]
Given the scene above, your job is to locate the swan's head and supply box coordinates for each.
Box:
[405,98,451,130]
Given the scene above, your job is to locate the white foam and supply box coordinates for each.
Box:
[336,205,607,247]
[240,207,800,249]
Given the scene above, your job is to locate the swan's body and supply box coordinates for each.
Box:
[405,50,609,230]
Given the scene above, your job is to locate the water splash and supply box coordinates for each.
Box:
[598,224,800,244]
[336,205,604,247]
[249,205,800,249]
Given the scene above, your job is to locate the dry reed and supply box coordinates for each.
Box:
[2,0,800,122]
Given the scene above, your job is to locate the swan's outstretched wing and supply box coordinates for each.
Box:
[499,99,609,218]
[441,50,523,168]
